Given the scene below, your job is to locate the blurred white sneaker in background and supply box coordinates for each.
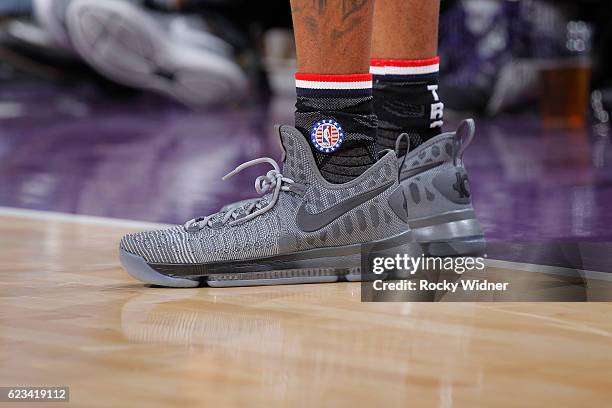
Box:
[66,0,248,108]
[32,0,75,51]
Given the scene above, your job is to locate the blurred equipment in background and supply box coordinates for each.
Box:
[539,21,592,128]
[261,28,295,97]
[438,0,595,125]
[0,0,32,16]
[33,0,73,51]
[3,0,612,120]
[19,0,250,108]
[63,0,248,108]
[0,7,108,85]
[439,0,518,114]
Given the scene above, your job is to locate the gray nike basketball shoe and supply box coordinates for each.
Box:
[120,125,415,288]
[397,119,485,256]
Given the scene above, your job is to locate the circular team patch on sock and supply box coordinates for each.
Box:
[310,120,344,154]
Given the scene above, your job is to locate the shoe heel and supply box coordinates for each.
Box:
[412,218,486,256]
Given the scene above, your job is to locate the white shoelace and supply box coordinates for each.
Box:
[184,157,295,231]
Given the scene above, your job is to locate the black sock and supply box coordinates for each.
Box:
[294,73,378,184]
[371,57,444,155]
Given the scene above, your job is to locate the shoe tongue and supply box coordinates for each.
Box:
[278,125,313,184]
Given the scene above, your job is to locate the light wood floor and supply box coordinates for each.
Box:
[1,213,611,408]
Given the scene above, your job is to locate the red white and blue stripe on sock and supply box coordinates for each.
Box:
[370,57,440,81]
[295,73,373,98]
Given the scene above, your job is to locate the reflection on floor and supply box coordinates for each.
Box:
[1,80,611,245]
[1,214,611,407]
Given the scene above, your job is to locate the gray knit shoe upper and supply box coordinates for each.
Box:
[398,119,477,222]
[121,125,409,264]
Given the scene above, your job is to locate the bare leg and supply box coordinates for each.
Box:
[372,0,440,60]
[291,0,374,73]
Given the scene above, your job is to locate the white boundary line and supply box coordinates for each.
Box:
[1,206,611,281]
[0,206,171,230]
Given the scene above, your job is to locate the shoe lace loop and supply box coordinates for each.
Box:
[184,157,294,231]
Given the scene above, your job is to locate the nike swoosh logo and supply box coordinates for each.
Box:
[400,161,443,180]
[296,181,395,233]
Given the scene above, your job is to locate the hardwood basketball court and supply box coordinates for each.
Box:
[1,209,611,407]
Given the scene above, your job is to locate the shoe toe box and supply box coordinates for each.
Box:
[120,226,194,264]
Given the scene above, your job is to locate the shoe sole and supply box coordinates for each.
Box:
[66,0,247,108]
[409,210,486,256]
[120,230,417,288]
